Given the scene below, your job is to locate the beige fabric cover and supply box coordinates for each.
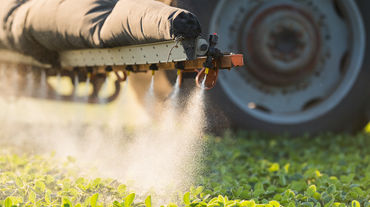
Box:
[0,0,201,64]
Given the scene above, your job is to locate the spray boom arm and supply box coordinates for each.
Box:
[0,35,243,103]
[60,34,244,90]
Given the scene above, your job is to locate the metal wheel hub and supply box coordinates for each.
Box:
[210,0,366,124]
[243,4,321,85]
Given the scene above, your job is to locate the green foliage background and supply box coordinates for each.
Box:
[0,132,369,207]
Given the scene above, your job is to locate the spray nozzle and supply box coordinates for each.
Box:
[86,67,93,79]
[195,34,223,89]
[195,67,219,90]
[149,64,158,76]
[204,68,210,75]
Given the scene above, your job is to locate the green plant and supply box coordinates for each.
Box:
[0,132,369,206]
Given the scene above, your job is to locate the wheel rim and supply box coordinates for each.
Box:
[210,0,366,125]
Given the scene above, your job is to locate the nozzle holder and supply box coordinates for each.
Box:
[175,61,185,70]
[125,65,134,72]
[105,66,113,72]
[204,34,223,70]
[73,67,79,72]
[86,67,94,73]
[149,64,159,71]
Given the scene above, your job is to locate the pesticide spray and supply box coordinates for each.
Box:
[0,64,207,205]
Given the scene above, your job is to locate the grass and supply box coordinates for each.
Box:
[0,132,370,207]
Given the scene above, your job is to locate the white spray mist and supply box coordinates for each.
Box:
[0,65,207,205]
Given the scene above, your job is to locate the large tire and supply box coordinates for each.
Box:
[174,0,370,135]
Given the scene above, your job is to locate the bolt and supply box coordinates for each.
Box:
[200,44,208,51]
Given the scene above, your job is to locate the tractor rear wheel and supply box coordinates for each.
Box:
[177,0,370,135]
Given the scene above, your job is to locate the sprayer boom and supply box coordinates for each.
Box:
[60,35,244,89]
[0,35,243,103]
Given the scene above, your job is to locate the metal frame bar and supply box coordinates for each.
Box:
[0,38,243,73]
[59,38,208,68]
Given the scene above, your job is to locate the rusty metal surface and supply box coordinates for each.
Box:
[245,4,321,85]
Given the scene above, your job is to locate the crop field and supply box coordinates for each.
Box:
[1,131,369,207]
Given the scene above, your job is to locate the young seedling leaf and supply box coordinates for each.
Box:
[35,180,46,192]
[62,197,72,207]
[269,200,280,207]
[352,200,361,207]
[90,193,99,207]
[145,196,152,207]
[195,186,204,196]
[113,201,122,207]
[45,190,51,204]
[124,193,135,207]
[4,197,12,207]
[183,192,190,205]
[28,191,36,204]
[168,202,178,207]
[117,184,127,197]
